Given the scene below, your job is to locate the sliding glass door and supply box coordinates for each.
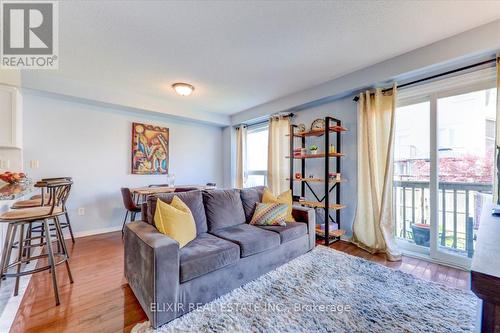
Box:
[394,69,497,268]
[434,87,497,266]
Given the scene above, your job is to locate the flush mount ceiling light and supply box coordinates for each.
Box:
[172,82,195,96]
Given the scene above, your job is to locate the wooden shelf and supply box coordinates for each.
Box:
[287,177,345,183]
[298,200,346,210]
[288,152,344,159]
[288,125,348,137]
[316,228,346,238]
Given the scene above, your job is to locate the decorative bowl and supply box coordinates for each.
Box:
[0,172,27,184]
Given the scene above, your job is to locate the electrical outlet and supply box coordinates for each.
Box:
[30,160,40,169]
[77,208,85,216]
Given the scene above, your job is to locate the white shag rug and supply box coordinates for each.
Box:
[132,246,477,333]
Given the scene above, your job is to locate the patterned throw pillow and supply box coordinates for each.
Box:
[262,188,295,222]
[249,202,287,226]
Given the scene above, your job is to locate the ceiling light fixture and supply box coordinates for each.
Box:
[172,82,194,96]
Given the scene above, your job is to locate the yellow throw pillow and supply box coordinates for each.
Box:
[154,196,196,248]
[262,188,295,222]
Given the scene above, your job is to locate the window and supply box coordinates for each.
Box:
[245,123,268,187]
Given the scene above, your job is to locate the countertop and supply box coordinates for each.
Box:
[0,182,34,202]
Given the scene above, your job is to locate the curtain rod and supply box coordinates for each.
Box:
[352,57,497,102]
[238,112,295,127]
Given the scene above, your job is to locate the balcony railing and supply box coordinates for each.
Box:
[393,180,492,257]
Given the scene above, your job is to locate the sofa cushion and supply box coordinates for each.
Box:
[240,186,265,222]
[148,190,208,234]
[258,222,308,244]
[203,189,246,231]
[211,224,280,257]
[180,233,240,283]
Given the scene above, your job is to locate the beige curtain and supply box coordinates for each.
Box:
[352,84,402,261]
[494,56,500,204]
[235,125,247,189]
[267,116,290,195]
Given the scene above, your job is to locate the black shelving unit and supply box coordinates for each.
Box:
[288,116,346,246]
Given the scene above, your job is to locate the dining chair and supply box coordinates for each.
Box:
[120,188,141,235]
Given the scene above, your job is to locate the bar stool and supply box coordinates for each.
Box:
[0,179,74,305]
[11,177,75,244]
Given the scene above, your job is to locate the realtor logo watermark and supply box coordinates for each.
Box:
[1,0,58,69]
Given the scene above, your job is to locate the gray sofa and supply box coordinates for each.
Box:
[124,187,315,328]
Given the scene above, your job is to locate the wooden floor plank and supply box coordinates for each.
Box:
[328,241,468,288]
[7,233,469,332]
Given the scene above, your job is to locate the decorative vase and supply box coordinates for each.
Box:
[310,150,318,155]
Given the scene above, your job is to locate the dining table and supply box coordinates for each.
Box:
[130,185,213,203]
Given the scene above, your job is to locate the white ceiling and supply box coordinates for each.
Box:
[21,0,500,120]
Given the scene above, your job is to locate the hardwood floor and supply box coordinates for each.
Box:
[328,240,470,289]
[10,231,147,333]
[9,232,469,332]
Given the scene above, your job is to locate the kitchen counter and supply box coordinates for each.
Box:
[0,182,33,265]
[0,182,34,202]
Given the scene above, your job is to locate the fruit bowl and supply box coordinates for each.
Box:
[0,171,27,185]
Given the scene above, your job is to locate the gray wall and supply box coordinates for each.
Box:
[291,97,357,237]
[23,92,223,236]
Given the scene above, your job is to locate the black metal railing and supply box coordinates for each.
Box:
[393,180,491,257]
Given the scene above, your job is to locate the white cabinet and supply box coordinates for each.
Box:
[0,85,22,149]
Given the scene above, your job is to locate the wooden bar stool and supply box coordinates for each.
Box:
[0,179,74,306]
[11,177,76,244]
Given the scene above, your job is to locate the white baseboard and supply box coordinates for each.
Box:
[64,225,122,239]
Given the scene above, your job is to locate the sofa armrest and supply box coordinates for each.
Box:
[124,221,180,328]
[292,205,316,250]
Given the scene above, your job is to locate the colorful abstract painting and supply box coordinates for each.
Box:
[131,122,169,174]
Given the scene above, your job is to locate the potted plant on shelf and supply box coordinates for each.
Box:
[309,145,319,155]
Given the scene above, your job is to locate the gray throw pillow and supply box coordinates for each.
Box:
[202,189,246,231]
[240,186,265,222]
